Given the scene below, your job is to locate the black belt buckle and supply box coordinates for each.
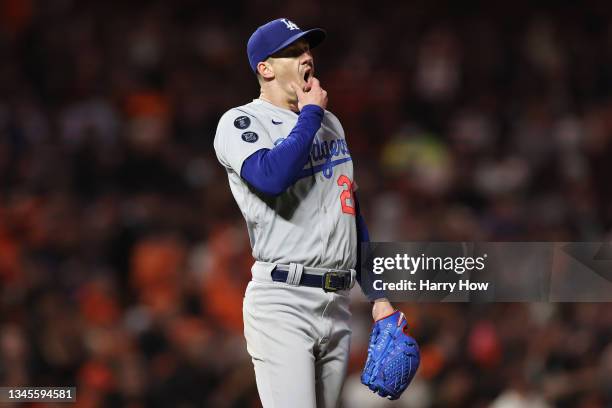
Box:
[323,270,346,292]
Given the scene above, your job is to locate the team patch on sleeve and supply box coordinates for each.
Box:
[241,131,259,143]
[234,116,251,129]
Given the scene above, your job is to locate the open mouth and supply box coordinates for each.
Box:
[303,67,312,82]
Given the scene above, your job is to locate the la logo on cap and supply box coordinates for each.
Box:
[281,18,300,30]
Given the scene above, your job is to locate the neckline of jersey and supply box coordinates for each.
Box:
[253,98,299,115]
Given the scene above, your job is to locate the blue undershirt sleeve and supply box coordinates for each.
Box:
[355,194,386,302]
[240,104,323,196]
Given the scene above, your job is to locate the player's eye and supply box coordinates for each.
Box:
[271,43,309,59]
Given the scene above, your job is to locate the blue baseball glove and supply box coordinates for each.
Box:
[361,310,420,400]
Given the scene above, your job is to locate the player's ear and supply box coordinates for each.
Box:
[257,60,275,80]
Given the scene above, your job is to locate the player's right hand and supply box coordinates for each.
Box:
[291,77,328,111]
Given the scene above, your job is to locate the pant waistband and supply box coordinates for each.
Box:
[252,261,356,292]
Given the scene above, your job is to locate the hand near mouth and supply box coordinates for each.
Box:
[291,77,328,111]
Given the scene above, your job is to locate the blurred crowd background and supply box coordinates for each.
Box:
[1,0,611,407]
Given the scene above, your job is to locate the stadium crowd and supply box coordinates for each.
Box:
[1,0,611,406]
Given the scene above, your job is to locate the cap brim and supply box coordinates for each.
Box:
[269,28,326,58]
[301,28,326,49]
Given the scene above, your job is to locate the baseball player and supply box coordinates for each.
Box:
[214,18,415,407]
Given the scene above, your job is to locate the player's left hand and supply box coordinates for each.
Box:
[361,310,420,400]
[372,298,394,321]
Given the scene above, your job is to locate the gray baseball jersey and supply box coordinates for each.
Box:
[214,98,358,271]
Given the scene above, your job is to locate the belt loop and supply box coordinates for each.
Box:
[287,263,304,286]
[349,269,356,289]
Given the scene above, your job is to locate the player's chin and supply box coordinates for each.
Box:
[294,76,307,92]
[301,79,312,92]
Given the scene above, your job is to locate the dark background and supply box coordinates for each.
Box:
[0,0,611,407]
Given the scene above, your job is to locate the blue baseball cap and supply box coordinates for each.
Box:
[247,18,326,73]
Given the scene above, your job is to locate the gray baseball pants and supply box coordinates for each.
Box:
[243,261,352,408]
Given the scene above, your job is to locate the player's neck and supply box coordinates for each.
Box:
[259,89,299,113]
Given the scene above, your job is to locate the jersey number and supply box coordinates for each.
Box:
[337,175,356,215]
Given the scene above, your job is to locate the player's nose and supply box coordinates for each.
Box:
[301,54,313,66]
